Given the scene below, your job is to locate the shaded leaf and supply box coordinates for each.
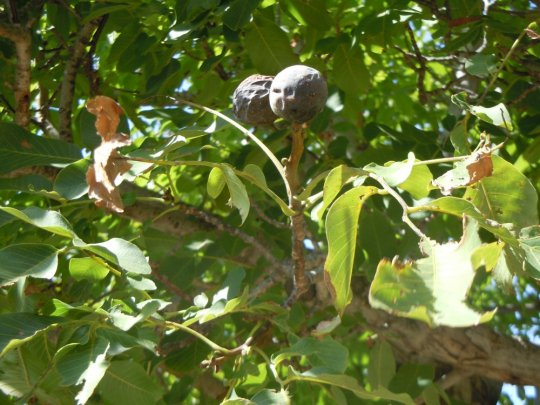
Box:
[54,158,91,200]
[0,313,61,356]
[465,54,497,78]
[245,15,298,74]
[369,218,496,327]
[283,0,332,30]
[332,44,370,94]
[0,123,81,174]
[367,340,396,389]
[0,244,58,286]
[324,186,378,314]
[223,0,261,30]
[221,165,250,223]
[0,174,52,192]
[97,360,163,405]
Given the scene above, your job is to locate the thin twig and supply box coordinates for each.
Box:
[405,23,428,104]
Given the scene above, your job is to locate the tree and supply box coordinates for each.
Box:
[0,0,539,403]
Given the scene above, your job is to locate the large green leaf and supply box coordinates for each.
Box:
[0,174,52,192]
[0,123,81,173]
[245,14,299,74]
[398,164,433,200]
[324,186,378,314]
[0,313,61,356]
[369,218,496,327]
[518,226,540,279]
[0,206,78,239]
[0,244,58,286]
[470,103,513,130]
[463,155,538,229]
[332,44,370,95]
[97,360,163,405]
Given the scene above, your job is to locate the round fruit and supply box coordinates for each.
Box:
[232,74,277,126]
[269,65,327,123]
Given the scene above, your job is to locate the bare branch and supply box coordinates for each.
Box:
[58,19,102,141]
[0,22,31,127]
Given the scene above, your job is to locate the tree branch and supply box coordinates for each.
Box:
[59,19,101,141]
[0,22,31,127]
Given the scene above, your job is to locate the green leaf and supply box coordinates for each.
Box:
[463,155,538,229]
[245,14,298,74]
[317,165,366,220]
[97,360,163,405]
[77,238,151,275]
[69,258,110,281]
[251,389,291,405]
[53,158,91,200]
[367,340,396,389]
[324,186,378,314]
[0,174,52,192]
[272,337,349,373]
[0,313,61,356]
[0,123,81,173]
[240,166,295,216]
[332,44,370,95]
[389,363,435,398]
[164,338,212,373]
[518,226,540,279]
[449,122,469,155]
[223,0,261,30]
[398,164,433,199]
[471,242,504,272]
[282,0,332,30]
[290,368,414,404]
[465,54,497,78]
[207,166,227,198]
[364,152,415,187]
[470,103,513,130]
[220,165,250,224]
[369,218,496,327]
[0,206,78,239]
[0,244,58,286]
[55,337,110,405]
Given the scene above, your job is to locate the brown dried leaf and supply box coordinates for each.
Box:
[86,96,124,140]
[525,28,540,40]
[86,96,132,213]
[466,151,493,183]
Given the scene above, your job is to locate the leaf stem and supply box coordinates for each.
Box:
[369,173,427,239]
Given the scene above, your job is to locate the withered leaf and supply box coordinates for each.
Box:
[466,151,493,183]
[86,95,124,141]
[86,96,132,213]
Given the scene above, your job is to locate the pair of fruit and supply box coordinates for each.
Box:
[233,65,328,126]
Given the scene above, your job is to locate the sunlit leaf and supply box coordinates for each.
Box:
[0,313,61,356]
[0,206,78,239]
[324,186,378,314]
[369,218,496,327]
[0,244,58,286]
[470,103,513,130]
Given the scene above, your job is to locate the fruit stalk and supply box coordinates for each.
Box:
[285,123,309,300]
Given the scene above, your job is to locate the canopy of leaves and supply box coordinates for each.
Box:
[0,0,539,404]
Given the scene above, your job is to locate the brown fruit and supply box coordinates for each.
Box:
[232,74,277,126]
[269,65,327,123]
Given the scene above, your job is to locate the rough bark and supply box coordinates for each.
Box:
[0,23,31,128]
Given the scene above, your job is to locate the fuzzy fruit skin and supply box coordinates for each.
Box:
[269,65,328,123]
[232,74,277,126]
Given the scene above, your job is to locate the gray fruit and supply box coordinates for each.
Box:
[269,65,327,123]
[232,74,277,126]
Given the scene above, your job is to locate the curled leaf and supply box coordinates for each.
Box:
[85,96,131,213]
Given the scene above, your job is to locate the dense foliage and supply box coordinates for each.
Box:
[0,0,539,403]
